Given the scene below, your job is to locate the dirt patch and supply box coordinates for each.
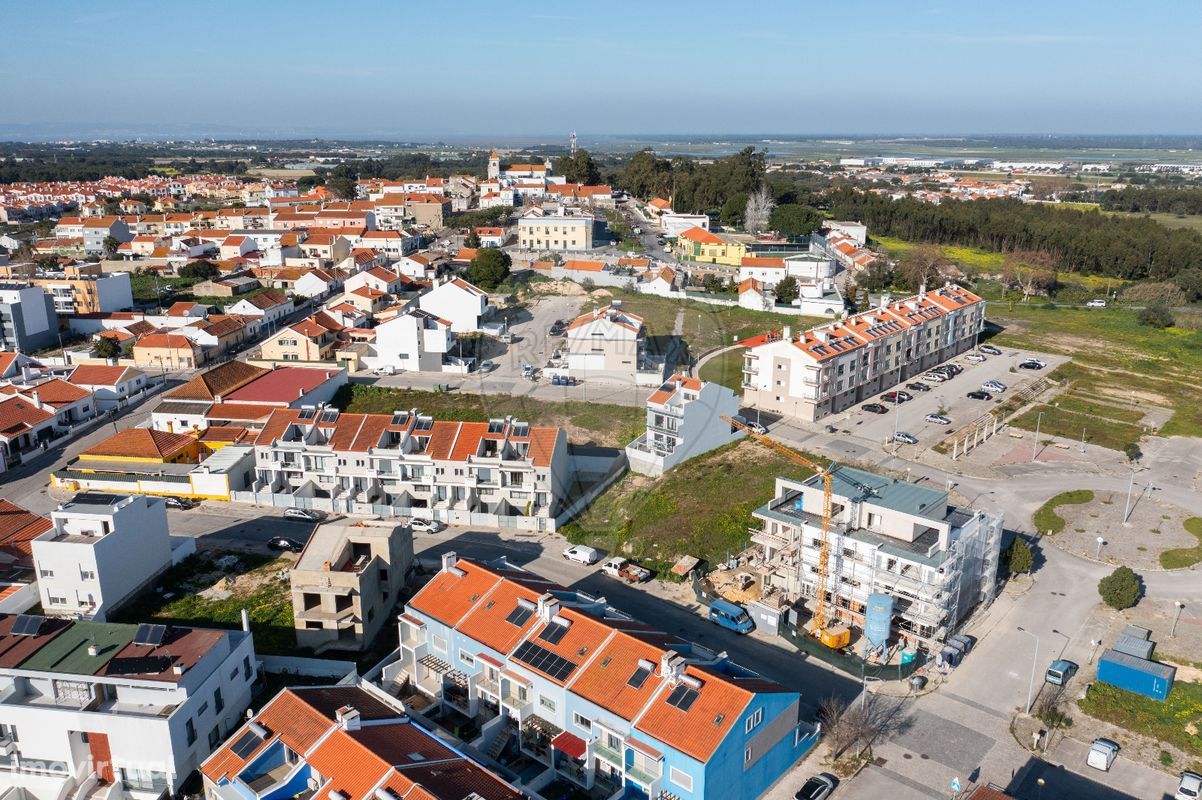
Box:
[1051,492,1198,571]
[527,279,588,296]
[1091,384,1171,407]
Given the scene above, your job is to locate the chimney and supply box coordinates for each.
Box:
[298,388,305,399]
[660,652,686,683]
[782,325,792,339]
[87,644,100,657]
[537,593,560,622]
[441,551,458,573]
[173,663,187,676]
[30,390,41,409]
[336,705,361,731]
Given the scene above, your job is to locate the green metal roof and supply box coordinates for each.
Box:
[18,621,137,675]
[809,465,947,520]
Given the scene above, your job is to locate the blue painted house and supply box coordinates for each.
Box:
[374,553,819,800]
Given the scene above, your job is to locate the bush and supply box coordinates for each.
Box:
[1098,565,1141,610]
[465,248,511,292]
[1123,442,1143,462]
[1005,537,1034,575]
[178,260,220,281]
[1137,303,1175,329]
[1122,281,1189,307]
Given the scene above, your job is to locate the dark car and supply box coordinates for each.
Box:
[1019,359,1046,370]
[164,496,195,510]
[267,536,305,553]
[905,382,931,393]
[966,390,992,400]
[861,403,888,414]
[881,392,905,404]
[549,320,567,336]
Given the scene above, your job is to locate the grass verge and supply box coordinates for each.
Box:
[698,347,746,392]
[1032,490,1094,535]
[561,439,816,571]
[333,384,643,448]
[1160,517,1202,569]
[1078,680,1202,763]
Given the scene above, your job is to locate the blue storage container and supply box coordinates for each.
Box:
[1096,649,1175,702]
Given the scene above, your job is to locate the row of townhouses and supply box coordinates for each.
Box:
[372,554,818,800]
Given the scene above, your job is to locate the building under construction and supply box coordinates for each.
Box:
[749,466,1003,649]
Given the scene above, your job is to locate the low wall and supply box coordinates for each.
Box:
[259,654,358,681]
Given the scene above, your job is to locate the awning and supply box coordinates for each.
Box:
[522,714,563,738]
[418,654,451,674]
[551,731,587,760]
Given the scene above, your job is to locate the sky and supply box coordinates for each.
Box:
[1,0,1199,140]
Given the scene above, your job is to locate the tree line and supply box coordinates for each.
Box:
[1092,186,1202,216]
[0,155,248,184]
[828,187,1202,281]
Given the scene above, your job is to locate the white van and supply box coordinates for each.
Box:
[1087,739,1119,771]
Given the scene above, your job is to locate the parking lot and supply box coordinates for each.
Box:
[827,346,1068,450]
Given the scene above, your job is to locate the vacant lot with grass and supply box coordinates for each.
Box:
[1108,209,1202,234]
[1033,490,1094,535]
[334,384,643,448]
[1161,517,1202,569]
[988,305,1202,440]
[873,234,1005,273]
[114,552,296,655]
[698,347,746,391]
[562,440,817,572]
[1011,394,1146,453]
[1078,680,1202,762]
[585,290,822,356]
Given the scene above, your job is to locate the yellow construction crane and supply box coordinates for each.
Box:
[724,416,850,649]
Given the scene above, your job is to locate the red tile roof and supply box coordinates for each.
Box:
[0,395,54,438]
[223,367,341,405]
[81,428,195,460]
[68,365,140,387]
[0,501,52,560]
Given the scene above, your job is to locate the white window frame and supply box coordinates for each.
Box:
[745,707,763,733]
[669,767,693,792]
[744,746,753,764]
[459,650,475,668]
[572,712,592,732]
[539,696,556,712]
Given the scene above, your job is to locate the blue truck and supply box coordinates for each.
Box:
[1096,649,1176,702]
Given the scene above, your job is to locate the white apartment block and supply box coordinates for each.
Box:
[742,283,985,422]
[370,309,456,373]
[517,209,594,251]
[626,375,743,477]
[32,493,175,621]
[416,277,489,333]
[0,614,257,800]
[750,466,1003,647]
[242,409,575,530]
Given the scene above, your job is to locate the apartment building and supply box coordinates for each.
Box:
[372,309,456,373]
[673,227,747,266]
[626,375,742,477]
[416,277,489,333]
[0,614,257,800]
[741,283,985,422]
[290,519,413,652]
[0,284,57,352]
[749,466,1003,648]
[31,493,175,621]
[242,409,573,530]
[201,683,522,800]
[0,264,132,315]
[373,555,817,800]
[564,303,648,380]
[517,208,594,251]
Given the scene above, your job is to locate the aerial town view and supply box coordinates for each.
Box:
[1,3,1201,800]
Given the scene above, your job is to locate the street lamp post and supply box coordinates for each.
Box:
[1095,536,1105,560]
[1017,626,1039,714]
[1122,467,1136,526]
[1172,601,1185,638]
[1031,411,1043,463]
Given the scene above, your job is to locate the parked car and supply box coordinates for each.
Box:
[708,598,754,633]
[163,496,195,510]
[925,413,952,425]
[373,365,396,376]
[408,518,444,534]
[921,373,947,384]
[891,432,919,445]
[979,344,1002,355]
[794,774,837,800]
[1176,771,1202,800]
[267,536,304,553]
[966,391,992,401]
[1019,358,1047,370]
[478,360,495,372]
[861,403,889,414]
[906,381,931,392]
[894,390,914,402]
[1045,659,1079,686]
[965,353,987,363]
[563,544,601,565]
[881,391,912,403]
[1086,299,1107,308]
[601,557,652,583]
[284,508,321,522]
[1087,738,1119,771]
[549,320,567,336]
[982,380,1007,393]
[941,363,964,376]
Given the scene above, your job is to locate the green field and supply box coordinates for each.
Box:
[872,234,1005,273]
[1107,210,1202,233]
[1078,680,1202,765]
[1032,490,1094,535]
[988,305,1202,439]
[333,384,643,448]
[698,347,747,391]
[1160,518,1202,569]
[590,290,822,356]
[562,439,815,571]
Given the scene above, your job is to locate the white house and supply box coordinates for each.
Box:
[397,252,436,280]
[66,365,149,411]
[637,266,678,297]
[344,266,409,296]
[31,493,181,621]
[225,289,293,325]
[564,302,648,379]
[371,309,455,372]
[417,277,489,333]
[626,374,743,476]
[292,268,341,299]
[660,213,710,238]
[0,614,257,800]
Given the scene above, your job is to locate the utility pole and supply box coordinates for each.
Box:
[1017,626,1039,714]
[1122,468,1136,526]
[1171,601,1185,638]
[1031,411,1043,463]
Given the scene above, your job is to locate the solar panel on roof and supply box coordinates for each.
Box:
[134,623,167,647]
[11,614,45,637]
[391,411,410,426]
[414,416,433,431]
[505,605,534,627]
[487,419,506,434]
[627,664,652,689]
[666,684,699,711]
[538,621,569,645]
[230,729,265,759]
[298,407,317,420]
[107,656,172,676]
[320,409,339,423]
[513,640,577,681]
